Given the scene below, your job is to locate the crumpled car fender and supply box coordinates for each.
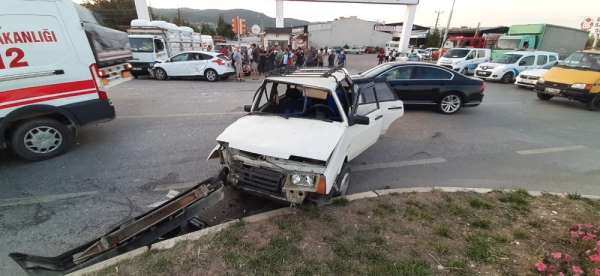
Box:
[207,144,221,160]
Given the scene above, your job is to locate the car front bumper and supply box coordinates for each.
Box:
[535,83,595,101]
[515,77,538,88]
[474,70,501,80]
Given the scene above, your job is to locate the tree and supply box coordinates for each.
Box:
[426,28,442,48]
[216,14,234,39]
[81,0,136,31]
[200,23,216,36]
[172,8,190,27]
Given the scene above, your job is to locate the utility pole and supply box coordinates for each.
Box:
[433,10,443,46]
[433,10,443,31]
[440,0,456,49]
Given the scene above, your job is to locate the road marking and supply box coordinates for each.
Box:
[118,112,245,120]
[353,157,447,172]
[516,145,586,155]
[0,191,98,208]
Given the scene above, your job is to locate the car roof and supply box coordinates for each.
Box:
[505,50,558,55]
[265,71,347,92]
[181,51,217,56]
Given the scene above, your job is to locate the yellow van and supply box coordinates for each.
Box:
[536,50,600,110]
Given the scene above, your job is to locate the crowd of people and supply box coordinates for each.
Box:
[219,44,348,81]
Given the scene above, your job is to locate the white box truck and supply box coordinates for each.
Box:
[127,20,214,77]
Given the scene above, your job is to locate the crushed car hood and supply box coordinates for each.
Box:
[216,115,345,162]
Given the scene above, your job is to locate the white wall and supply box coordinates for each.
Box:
[308,17,392,48]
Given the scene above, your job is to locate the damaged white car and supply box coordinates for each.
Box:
[208,68,404,204]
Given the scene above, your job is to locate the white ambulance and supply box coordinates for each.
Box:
[1,0,132,161]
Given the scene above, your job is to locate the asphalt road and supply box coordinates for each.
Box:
[2,54,600,275]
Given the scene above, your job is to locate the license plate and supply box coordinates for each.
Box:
[545,87,561,94]
[476,71,489,76]
[520,79,535,84]
[132,68,143,71]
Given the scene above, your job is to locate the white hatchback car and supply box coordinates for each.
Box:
[515,69,548,89]
[152,51,235,82]
[208,68,404,204]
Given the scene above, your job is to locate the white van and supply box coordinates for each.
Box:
[437,48,491,75]
[1,0,130,160]
[475,51,559,83]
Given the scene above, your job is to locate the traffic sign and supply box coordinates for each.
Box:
[251,24,261,35]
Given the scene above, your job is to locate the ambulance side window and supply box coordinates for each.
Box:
[154,39,165,52]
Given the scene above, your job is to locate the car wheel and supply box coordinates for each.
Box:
[501,72,514,84]
[537,93,553,101]
[332,163,351,197]
[438,93,463,114]
[204,69,218,82]
[154,68,168,81]
[10,118,74,161]
[586,95,600,111]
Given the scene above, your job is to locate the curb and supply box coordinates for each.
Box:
[75,186,600,275]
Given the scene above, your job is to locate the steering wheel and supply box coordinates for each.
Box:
[306,104,335,116]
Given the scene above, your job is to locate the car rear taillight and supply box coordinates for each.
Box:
[89,64,110,101]
[480,82,485,93]
[212,59,225,66]
[98,91,109,101]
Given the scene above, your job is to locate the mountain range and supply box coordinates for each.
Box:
[153,8,311,28]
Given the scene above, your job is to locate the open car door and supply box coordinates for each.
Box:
[374,81,404,135]
[347,83,383,160]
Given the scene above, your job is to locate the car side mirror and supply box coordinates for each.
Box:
[350,115,370,125]
[243,105,252,112]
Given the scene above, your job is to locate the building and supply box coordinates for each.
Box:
[308,16,429,49]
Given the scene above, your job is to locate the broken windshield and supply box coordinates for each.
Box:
[251,81,347,122]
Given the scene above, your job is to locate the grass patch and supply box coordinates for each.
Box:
[465,235,495,262]
[471,219,491,229]
[497,189,531,211]
[331,197,349,206]
[567,193,582,200]
[434,224,452,238]
[95,190,600,276]
[469,197,493,209]
[512,229,529,240]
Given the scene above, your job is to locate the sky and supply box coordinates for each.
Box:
[77,0,600,29]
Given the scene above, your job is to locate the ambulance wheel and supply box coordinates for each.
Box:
[154,68,168,81]
[10,118,74,161]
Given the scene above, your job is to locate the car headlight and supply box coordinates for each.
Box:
[537,77,545,84]
[291,174,316,187]
[571,83,592,90]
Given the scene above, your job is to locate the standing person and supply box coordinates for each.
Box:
[377,49,385,64]
[258,46,266,76]
[250,44,260,80]
[275,47,285,68]
[328,49,335,68]
[317,48,324,67]
[337,50,347,67]
[295,48,305,68]
[232,47,244,82]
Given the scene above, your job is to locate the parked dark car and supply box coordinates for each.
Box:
[353,62,485,114]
